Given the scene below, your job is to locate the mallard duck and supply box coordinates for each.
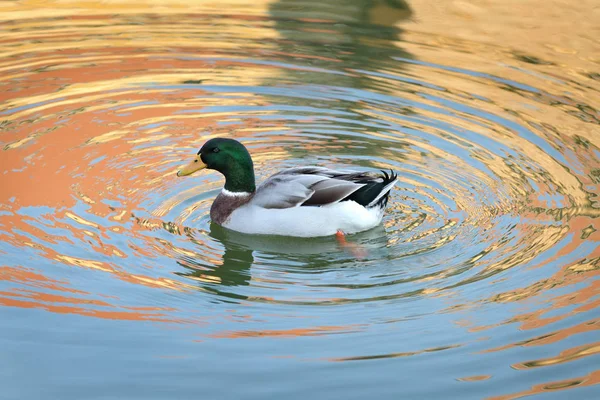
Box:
[177,138,397,237]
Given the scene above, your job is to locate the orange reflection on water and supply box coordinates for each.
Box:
[457,375,491,382]
[0,41,298,318]
[0,209,194,294]
[1,266,85,294]
[482,319,600,354]
[487,213,599,330]
[0,266,182,321]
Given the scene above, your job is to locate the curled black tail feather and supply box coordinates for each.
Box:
[341,169,397,208]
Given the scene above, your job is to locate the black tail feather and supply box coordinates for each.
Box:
[341,169,397,208]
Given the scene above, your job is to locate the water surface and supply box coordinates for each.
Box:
[1,1,599,399]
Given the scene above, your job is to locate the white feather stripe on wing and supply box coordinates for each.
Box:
[367,179,398,207]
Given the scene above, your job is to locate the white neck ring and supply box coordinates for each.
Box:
[221,188,252,197]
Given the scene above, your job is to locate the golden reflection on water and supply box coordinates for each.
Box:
[0,0,599,398]
[489,370,600,400]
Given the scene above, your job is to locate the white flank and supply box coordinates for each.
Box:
[224,201,383,237]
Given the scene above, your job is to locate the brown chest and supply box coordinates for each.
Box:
[210,192,253,225]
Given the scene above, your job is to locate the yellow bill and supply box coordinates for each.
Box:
[177,155,207,176]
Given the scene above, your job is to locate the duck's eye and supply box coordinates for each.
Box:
[194,160,198,163]
[212,148,220,153]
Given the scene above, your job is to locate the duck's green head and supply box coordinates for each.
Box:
[177,138,256,193]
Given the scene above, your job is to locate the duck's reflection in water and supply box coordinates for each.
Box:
[176,223,389,293]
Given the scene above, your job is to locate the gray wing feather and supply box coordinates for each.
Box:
[252,174,324,209]
[301,179,363,206]
[253,167,366,209]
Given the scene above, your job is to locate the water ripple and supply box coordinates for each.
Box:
[1,3,598,399]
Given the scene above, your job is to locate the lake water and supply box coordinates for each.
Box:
[1,1,599,398]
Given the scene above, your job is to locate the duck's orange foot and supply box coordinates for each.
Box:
[335,230,367,259]
[336,230,347,245]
